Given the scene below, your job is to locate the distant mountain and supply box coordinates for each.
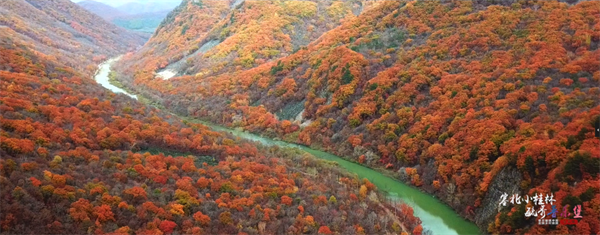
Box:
[76,0,179,36]
[77,0,125,20]
[112,10,171,34]
[117,1,179,15]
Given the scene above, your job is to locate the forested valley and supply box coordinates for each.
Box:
[112,0,600,234]
[0,0,424,234]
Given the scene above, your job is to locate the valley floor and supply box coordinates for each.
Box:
[100,57,480,235]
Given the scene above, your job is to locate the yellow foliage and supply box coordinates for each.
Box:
[327,1,350,17]
[170,203,185,216]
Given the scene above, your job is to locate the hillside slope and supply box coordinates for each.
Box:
[0,0,145,76]
[0,0,419,234]
[113,0,600,234]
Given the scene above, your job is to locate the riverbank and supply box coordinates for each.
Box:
[96,57,482,235]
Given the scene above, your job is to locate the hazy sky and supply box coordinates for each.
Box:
[71,0,182,8]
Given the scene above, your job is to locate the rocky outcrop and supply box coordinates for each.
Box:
[475,166,523,230]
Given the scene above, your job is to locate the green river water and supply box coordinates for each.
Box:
[95,58,481,235]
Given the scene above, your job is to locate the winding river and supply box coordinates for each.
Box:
[94,58,481,235]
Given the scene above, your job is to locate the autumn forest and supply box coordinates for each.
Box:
[1,0,599,235]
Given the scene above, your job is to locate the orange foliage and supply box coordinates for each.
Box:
[318,226,333,234]
[159,220,177,234]
[29,177,42,187]
[124,187,147,200]
[193,211,210,226]
[94,205,115,223]
[281,195,292,206]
